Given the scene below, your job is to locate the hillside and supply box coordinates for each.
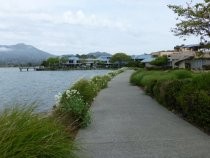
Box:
[87,52,112,58]
[0,43,54,66]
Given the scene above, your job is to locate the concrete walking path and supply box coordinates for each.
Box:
[76,70,210,158]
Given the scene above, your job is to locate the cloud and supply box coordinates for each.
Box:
[62,10,128,31]
[0,10,128,31]
[0,0,200,55]
[0,47,12,52]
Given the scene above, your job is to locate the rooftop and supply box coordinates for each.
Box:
[132,54,152,60]
[141,56,155,63]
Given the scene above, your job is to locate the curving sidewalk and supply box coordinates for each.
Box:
[76,70,210,158]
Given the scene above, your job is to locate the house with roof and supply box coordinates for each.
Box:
[63,56,81,68]
[131,42,210,70]
[132,54,152,62]
[97,55,112,64]
[82,58,99,68]
[96,55,113,68]
[140,55,156,68]
[132,54,156,68]
[68,56,80,65]
[151,50,175,58]
[171,42,210,70]
[170,52,195,69]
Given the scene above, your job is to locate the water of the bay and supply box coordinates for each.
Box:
[0,68,110,112]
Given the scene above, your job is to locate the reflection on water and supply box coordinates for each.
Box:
[0,68,110,111]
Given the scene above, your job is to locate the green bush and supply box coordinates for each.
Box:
[71,79,97,104]
[130,69,192,87]
[126,61,144,68]
[145,79,157,96]
[172,70,192,79]
[108,67,127,77]
[108,71,116,77]
[150,55,168,66]
[130,70,140,85]
[130,69,210,133]
[177,87,210,132]
[0,106,76,158]
[152,80,166,104]
[192,73,210,91]
[103,74,112,82]
[163,79,190,111]
[91,75,109,91]
[130,70,145,86]
[57,89,91,128]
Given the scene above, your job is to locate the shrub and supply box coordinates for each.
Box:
[130,69,210,133]
[150,55,168,66]
[145,79,157,96]
[0,106,76,158]
[172,70,192,79]
[192,91,210,131]
[103,74,112,82]
[130,70,140,85]
[71,79,97,104]
[130,70,144,86]
[126,61,144,68]
[152,80,166,104]
[91,76,109,91]
[108,71,116,77]
[192,73,210,91]
[56,89,91,128]
[163,79,190,111]
[138,71,175,87]
[177,88,210,132]
[108,67,127,77]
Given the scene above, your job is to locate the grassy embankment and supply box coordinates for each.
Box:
[0,68,127,158]
[130,69,210,133]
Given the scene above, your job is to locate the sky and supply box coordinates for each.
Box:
[0,0,203,55]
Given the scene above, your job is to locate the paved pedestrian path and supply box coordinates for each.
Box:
[76,70,210,158]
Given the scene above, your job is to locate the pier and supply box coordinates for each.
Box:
[19,67,36,71]
[19,66,45,71]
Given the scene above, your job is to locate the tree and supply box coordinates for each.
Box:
[126,61,144,68]
[110,53,131,67]
[150,56,168,66]
[41,57,60,67]
[168,0,210,39]
[59,56,68,64]
[41,60,48,67]
[47,57,60,66]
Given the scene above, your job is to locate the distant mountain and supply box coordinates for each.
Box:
[87,52,112,58]
[0,43,54,66]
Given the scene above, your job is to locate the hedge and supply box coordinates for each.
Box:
[130,70,210,133]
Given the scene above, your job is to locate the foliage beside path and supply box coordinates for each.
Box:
[131,69,210,133]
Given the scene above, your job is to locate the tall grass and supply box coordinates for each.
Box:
[0,105,77,158]
[171,69,192,79]
[56,89,91,128]
[130,69,192,87]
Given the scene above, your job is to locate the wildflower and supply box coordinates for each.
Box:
[55,92,62,106]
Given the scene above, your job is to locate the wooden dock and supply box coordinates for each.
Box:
[19,67,36,71]
[19,66,46,71]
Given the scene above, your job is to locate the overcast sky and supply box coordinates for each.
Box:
[0,0,203,55]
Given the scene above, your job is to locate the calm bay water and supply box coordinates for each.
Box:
[0,68,110,111]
